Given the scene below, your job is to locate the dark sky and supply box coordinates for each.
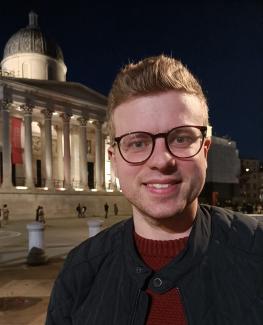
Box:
[0,1,262,160]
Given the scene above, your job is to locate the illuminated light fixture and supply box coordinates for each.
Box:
[53,112,59,116]
[58,187,66,191]
[91,189,98,192]
[43,187,48,190]
[88,120,93,124]
[106,189,114,192]
[74,188,84,191]
[245,168,250,172]
[16,106,22,111]
[16,186,28,190]
[207,125,213,137]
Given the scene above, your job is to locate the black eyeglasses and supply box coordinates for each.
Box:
[114,125,207,164]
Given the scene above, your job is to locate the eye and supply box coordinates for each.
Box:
[121,134,152,152]
[130,140,146,148]
[175,135,193,144]
[128,138,151,150]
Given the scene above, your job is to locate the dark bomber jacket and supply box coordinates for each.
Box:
[46,205,263,325]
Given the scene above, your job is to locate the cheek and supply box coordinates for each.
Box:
[193,157,208,182]
[116,163,141,189]
[183,157,207,182]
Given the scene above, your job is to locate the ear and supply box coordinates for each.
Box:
[203,138,211,159]
[108,145,118,178]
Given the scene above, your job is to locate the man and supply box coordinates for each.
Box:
[2,204,9,225]
[46,55,263,325]
[76,203,81,218]
[104,202,109,218]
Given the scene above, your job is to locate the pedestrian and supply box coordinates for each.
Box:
[35,206,41,222]
[38,206,45,223]
[104,202,109,218]
[76,203,81,218]
[2,204,9,225]
[113,203,118,216]
[81,206,87,218]
[47,55,263,324]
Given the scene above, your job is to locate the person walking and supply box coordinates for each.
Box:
[76,203,82,218]
[35,206,41,222]
[81,206,87,218]
[113,203,118,216]
[104,202,109,218]
[38,206,45,223]
[2,204,9,225]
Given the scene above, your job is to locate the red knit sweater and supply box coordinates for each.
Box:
[134,232,188,325]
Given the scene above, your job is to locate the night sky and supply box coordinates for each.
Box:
[0,1,262,160]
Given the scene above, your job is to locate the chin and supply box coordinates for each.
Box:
[136,202,187,221]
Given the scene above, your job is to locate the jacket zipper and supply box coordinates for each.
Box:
[130,289,141,325]
[176,287,189,325]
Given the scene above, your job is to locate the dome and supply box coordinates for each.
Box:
[3,12,64,62]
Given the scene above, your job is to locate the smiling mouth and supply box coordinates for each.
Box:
[147,184,171,189]
[143,180,181,194]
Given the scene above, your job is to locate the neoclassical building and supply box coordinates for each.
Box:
[0,12,116,194]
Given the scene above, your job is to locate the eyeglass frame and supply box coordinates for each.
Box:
[113,125,208,164]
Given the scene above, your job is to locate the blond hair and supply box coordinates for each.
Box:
[108,55,208,141]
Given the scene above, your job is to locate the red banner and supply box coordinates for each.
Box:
[11,117,23,164]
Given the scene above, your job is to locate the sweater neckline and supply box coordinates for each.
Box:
[134,231,189,258]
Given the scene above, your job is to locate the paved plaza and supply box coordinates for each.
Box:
[1,212,262,325]
[0,214,130,325]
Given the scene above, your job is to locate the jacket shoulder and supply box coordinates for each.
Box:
[204,205,263,256]
[46,219,132,322]
[63,218,130,271]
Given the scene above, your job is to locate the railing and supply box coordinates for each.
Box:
[9,178,94,191]
[53,179,64,188]
[72,180,81,188]
[0,69,15,77]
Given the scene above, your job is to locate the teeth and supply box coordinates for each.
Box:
[148,184,170,189]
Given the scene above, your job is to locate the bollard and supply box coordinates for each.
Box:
[26,222,45,251]
[87,218,104,237]
[26,222,48,265]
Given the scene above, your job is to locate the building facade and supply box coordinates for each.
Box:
[201,136,241,205]
[0,12,115,194]
[239,159,263,205]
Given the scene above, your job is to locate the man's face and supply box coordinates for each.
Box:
[109,91,211,222]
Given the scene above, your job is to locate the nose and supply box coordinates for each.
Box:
[146,138,177,171]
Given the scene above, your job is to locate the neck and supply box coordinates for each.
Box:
[133,202,197,240]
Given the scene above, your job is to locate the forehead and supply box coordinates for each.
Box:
[113,91,205,135]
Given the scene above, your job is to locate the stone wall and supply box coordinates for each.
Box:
[0,191,132,220]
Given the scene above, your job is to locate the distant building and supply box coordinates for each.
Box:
[201,136,241,205]
[0,12,113,192]
[0,12,133,220]
[239,159,263,204]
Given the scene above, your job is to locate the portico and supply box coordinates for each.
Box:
[0,80,115,192]
[0,11,119,196]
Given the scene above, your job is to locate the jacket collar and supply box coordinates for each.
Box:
[123,205,212,291]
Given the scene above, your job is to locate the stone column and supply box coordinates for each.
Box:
[0,100,12,189]
[38,122,45,186]
[54,125,64,187]
[61,113,72,189]
[21,104,34,189]
[42,109,53,189]
[78,117,89,189]
[102,134,106,190]
[94,121,103,190]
